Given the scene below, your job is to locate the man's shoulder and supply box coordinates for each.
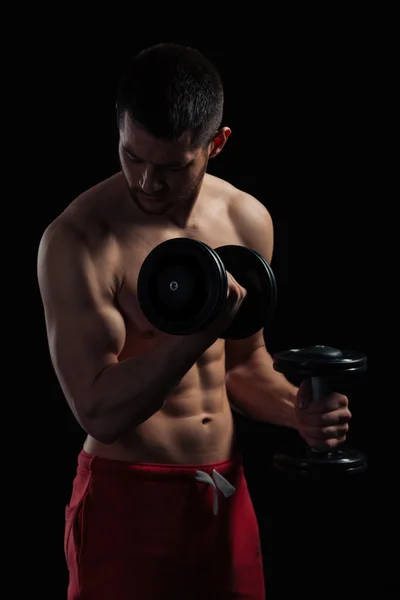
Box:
[207,174,273,260]
[37,214,87,281]
[37,208,120,290]
[39,173,124,252]
[206,173,271,219]
[229,187,272,230]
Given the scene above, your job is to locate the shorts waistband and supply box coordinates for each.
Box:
[77,448,242,480]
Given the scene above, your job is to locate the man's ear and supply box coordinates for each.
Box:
[209,127,232,158]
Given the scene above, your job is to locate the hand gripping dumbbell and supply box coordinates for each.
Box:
[272,344,368,478]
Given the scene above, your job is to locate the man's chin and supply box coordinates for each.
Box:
[130,193,172,215]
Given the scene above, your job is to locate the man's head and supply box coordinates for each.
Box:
[116,43,230,215]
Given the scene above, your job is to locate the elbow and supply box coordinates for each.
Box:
[75,398,120,445]
[82,415,120,445]
[90,431,119,445]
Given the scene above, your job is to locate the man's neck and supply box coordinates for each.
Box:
[166,179,206,230]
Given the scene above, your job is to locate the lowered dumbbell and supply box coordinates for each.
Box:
[272,344,368,477]
[137,237,277,339]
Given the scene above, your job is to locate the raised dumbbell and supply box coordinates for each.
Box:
[137,237,277,339]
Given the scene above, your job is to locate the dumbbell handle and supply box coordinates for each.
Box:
[311,376,332,402]
[309,376,335,455]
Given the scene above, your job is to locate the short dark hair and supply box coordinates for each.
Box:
[116,43,224,147]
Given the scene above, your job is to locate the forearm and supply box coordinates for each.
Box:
[225,347,298,429]
[84,331,218,443]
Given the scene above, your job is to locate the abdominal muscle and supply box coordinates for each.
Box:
[83,340,236,465]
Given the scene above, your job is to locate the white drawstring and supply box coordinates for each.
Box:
[195,469,236,516]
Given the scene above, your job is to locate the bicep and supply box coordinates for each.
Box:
[37,227,126,403]
[48,304,126,393]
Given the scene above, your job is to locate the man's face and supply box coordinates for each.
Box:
[118,114,211,216]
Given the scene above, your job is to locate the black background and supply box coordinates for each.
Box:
[10,11,396,599]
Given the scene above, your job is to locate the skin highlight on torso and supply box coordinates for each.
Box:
[59,170,246,464]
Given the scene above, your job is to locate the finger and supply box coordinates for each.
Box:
[226,271,245,291]
[301,393,349,414]
[297,380,349,411]
[226,275,247,301]
[317,408,352,427]
[307,436,347,451]
[304,423,349,441]
[301,408,352,428]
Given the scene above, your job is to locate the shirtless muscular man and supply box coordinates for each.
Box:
[37,43,352,600]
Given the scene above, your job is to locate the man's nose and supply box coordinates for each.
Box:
[139,164,163,194]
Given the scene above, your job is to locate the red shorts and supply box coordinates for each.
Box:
[65,449,265,599]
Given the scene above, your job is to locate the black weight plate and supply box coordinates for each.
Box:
[273,345,367,378]
[137,238,227,335]
[214,245,277,339]
[273,447,368,477]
